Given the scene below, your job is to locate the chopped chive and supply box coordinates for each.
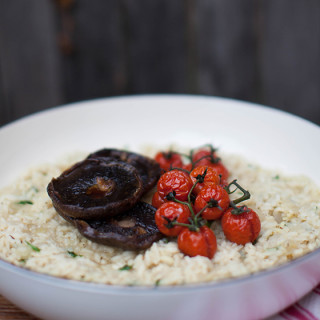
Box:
[155,279,161,286]
[19,259,27,263]
[67,250,82,258]
[25,241,40,252]
[162,238,169,244]
[119,265,132,271]
[273,175,280,180]
[17,200,33,205]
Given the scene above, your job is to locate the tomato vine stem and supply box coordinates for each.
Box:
[225,179,250,204]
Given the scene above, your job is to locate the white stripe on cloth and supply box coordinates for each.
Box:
[267,285,320,320]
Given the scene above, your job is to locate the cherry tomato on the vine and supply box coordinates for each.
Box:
[157,169,193,201]
[190,166,220,194]
[192,149,229,185]
[182,163,192,172]
[177,226,217,259]
[194,184,230,220]
[155,151,183,172]
[155,202,191,237]
[152,191,166,209]
[208,162,229,186]
[192,149,217,167]
[221,207,261,245]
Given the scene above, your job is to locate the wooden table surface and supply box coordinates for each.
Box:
[0,296,40,320]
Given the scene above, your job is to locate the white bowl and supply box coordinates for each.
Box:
[0,95,319,320]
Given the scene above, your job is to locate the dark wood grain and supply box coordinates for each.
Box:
[0,296,40,320]
[0,0,63,127]
[121,0,189,94]
[0,0,319,126]
[194,0,258,102]
[258,0,320,123]
[58,0,128,102]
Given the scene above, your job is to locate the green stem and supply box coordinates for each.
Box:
[188,180,198,205]
[171,221,199,232]
[225,179,250,204]
[195,203,209,219]
[168,194,196,220]
[229,202,249,215]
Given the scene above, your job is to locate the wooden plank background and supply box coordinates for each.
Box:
[0,0,319,125]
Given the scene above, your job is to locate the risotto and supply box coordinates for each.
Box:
[0,150,319,286]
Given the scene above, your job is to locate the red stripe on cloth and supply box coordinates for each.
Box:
[279,310,295,320]
[313,289,320,296]
[295,302,319,320]
[279,311,294,320]
[280,304,314,320]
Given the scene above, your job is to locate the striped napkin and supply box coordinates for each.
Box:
[269,284,320,320]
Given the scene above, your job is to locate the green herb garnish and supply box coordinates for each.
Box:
[155,279,161,286]
[17,200,33,205]
[119,265,133,271]
[273,175,280,180]
[67,250,82,258]
[25,241,40,252]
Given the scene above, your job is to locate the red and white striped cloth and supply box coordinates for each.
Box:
[269,285,320,320]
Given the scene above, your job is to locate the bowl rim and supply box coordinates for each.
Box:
[1,93,319,131]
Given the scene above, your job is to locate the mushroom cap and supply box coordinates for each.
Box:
[59,202,163,250]
[47,158,143,220]
[87,149,161,194]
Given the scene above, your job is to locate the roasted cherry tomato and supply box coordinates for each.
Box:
[155,202,191,237]
[157,169,193,201]
[190,166,220,194]
[192,149,229,185]
[192,149,217,167]
[177,226,217,259]
[155,151,183,172]
[182,163,192,172]
[152,191,166,209]
[208,162,229,186]
[221,207,261,245]
[194,184,230,220]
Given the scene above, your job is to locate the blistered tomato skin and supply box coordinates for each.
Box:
[178,226,217,259]
[152,191,166,209]
[209,163,229,186]
[221,207,261,245]
[192,149,216,167]
[190,166,220,194]
[194,184,230,220]
[155,152,183,172]
[192,150,229,185]
[182,163,192,172]
[155,202,191,237]
[157,169,193,201]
